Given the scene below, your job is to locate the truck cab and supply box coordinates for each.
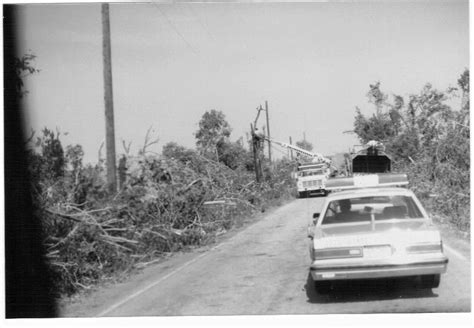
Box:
[297,162,330,198]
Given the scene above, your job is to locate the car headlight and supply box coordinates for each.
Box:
[406,242,443,253]
[314,247,363,260]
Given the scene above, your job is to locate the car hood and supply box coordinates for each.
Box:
[313,220,441,249]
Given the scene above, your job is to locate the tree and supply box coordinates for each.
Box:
[457,69,469,124]
[353,83,398,144]
[295,139,313,152]
[352,81,456,161]
[195,110,232,160]
[14,53,40,98]
[458,69,469,111]
[352,72,470,229]
[162,142,196,164]
[216,140,253,170]
[30,128,66,180]
[367,81,387,115]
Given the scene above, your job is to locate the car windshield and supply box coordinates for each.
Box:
[300,170,324,177]
[321,195,424,225]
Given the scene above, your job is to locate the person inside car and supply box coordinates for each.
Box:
[336,199,356,223]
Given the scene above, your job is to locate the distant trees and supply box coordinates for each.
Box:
[162,141,196,164]
[195,109,232,160]
[352,69,470,229]
[194,109,253,170]
[216,140,252,170]
[353,71,469,165]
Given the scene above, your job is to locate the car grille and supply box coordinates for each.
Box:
[303,180,322,188]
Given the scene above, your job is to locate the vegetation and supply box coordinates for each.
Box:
[352,70,470,231]
[15,55,294,297]
[14,53,40,98]
[25,114,295,296]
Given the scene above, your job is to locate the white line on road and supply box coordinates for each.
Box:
[443,243,469,262]
[96,245,221,317]
[96,203,295,317]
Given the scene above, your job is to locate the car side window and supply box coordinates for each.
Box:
[321,201,342,225]
[324,202,338,218]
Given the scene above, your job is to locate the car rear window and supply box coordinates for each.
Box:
[321,195,424,225]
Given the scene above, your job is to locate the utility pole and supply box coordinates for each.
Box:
[265,100,272,164]
[102,3,117,192]
[289,136,293,160]
[250,123,263,182]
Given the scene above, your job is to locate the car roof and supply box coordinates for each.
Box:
[326,187,414,201]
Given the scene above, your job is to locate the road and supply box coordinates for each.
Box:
[61,197,471,317]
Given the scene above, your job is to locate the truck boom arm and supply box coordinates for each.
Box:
[264,137,330,164]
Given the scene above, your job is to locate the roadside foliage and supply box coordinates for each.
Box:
[353,70,470,231]
[26,119,295,296]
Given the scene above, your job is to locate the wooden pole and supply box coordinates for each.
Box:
[102,3,117,192]
[289,136,293,160]
[251,124,262,182]
[265,101,272,164]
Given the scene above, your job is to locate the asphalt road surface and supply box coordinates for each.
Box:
[62,198,471,317]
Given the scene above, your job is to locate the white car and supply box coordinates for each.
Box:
[307,175,448,294]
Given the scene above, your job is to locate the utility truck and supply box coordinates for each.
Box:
[264,137,332,198]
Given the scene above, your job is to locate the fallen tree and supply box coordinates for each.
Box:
[27,132,296,295]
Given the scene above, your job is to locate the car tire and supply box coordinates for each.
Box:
[315,281,332,294]
[299,191,306,198]
[420,274,440,289]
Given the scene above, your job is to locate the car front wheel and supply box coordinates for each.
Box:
[420,274,440,289]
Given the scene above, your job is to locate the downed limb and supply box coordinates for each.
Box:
[142,228,169,240]
[101,239,134,252]
[47,224,80,250]
[100,234,139,245]
[202,200,236,206]
[60,205,112,216]
[45,209,82,222]
[134,258,161,268]
[180,179,203,193]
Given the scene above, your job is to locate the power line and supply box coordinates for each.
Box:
[152,4,198,55]
[185,3,216,41]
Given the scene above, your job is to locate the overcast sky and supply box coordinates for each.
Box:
[15,0,469,163]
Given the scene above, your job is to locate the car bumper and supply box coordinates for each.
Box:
[310,256,448,281]
[299,188,326,195]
